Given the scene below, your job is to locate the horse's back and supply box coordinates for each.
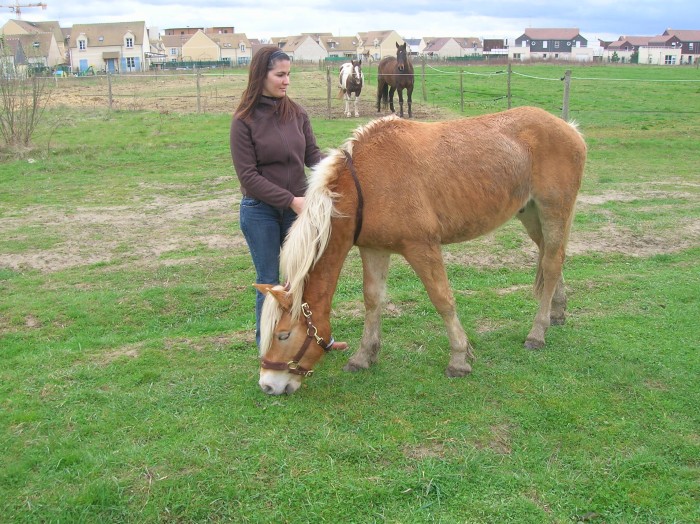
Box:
[344,107,585,244]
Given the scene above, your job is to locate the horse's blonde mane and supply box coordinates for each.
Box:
[282,115,401,314]
[282,153,344,318]
[259,116,401,356]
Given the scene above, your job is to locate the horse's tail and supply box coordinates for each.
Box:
[337,87,345,100]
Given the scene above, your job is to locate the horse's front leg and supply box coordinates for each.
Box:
[344,248,390,372]
[353,94,360,117]
[406,85,414,118]
[388,86,397,114]
[403,243,474,377]
[397,88,404,118]
[343,93,351,118]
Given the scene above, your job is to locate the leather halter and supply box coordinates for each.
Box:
[342,149,364,244]
[260,302,336,377]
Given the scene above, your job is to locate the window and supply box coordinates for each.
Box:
[78,39,86,50]
[170,48,177,56]
[126,57,136,68]
[554,41,560,48]
[240,43,245,52]
[664,55,676,65]
[125,37,134,48]
[513,53,521,59]
[522,40,527,47]
[690,43,694,50]
[543,41,548,49]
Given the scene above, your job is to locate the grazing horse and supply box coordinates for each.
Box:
[338,60,364,117]
[376,42,414,118]
[255,106,587,395]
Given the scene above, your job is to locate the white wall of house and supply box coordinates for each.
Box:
[638,47,683,65]
[288,37,327,61]
[181,31,219,61]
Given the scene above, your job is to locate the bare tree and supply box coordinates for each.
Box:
[0,41,51,152]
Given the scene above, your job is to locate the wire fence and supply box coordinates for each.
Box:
[44,63,700,121]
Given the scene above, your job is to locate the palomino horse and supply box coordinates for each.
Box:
[255,106,587,395]
[376,42,414,118]
[338,60,364,117]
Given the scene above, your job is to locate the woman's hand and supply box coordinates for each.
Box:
[290,196,305,215]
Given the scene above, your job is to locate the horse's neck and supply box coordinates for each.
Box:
[302,229,354,327]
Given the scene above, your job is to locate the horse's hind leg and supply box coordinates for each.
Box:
[402,243,474,377]
[376,82,386,112]
[517,201,570,349]
[344,247,390,372]
[389,86,397,114]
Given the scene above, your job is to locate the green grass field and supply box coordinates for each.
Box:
[1,64,699,522]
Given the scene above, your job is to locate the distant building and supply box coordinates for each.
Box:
[511,28,593,62]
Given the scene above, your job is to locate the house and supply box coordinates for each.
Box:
[69,21,150,73]
[320,35,361,59]
[1,19,66,68]
[0,36,27,76]
[604,36,653,63]
[13,33,62,70]
[482,38,509,59]
[162,33,191,62]
[640,33,684,65]
[208,32,252,65]
[423,37,482,59]
[404,38,423,55]
[423,38,462,59]
[180,30,220,61]
[270,34,327,61]
[511,28,593,62]
[655,29,700,65]
[662,29,700,65]
[357,30,404,62]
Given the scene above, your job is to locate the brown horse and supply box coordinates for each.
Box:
[255,106,587,395]
[376,42,414,118]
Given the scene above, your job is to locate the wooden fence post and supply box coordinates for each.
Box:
[196,72,201,113]
[421,56,427,102]
[107,72,113,111]
[507,63,512,109]
[561,69,571,121]
[326,66,332,120]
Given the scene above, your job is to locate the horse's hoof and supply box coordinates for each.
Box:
[343,361,369,373]
[524,338,545,350]
[445,363,472,378]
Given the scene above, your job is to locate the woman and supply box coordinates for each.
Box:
[231,47,345,350]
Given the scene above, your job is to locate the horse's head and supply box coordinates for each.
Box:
[350,59,363,83]
[396,42,409,71]
[255,283,334,395]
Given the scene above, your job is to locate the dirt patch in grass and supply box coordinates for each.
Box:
[2,188,696,273]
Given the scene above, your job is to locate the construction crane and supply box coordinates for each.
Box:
[0,1,47,19]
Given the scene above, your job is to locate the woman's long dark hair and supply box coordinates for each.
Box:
[234,46,302,123]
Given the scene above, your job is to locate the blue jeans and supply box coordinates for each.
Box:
[239,196,297,347]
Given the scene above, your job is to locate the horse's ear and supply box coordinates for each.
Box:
[254,283,292,310]
[396,41,400,49]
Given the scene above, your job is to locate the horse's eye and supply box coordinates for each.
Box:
[277,332,290,341]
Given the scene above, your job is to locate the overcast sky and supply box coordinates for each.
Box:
[2,0,698,43]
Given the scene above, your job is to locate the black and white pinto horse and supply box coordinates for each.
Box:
[338,60,364,117]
